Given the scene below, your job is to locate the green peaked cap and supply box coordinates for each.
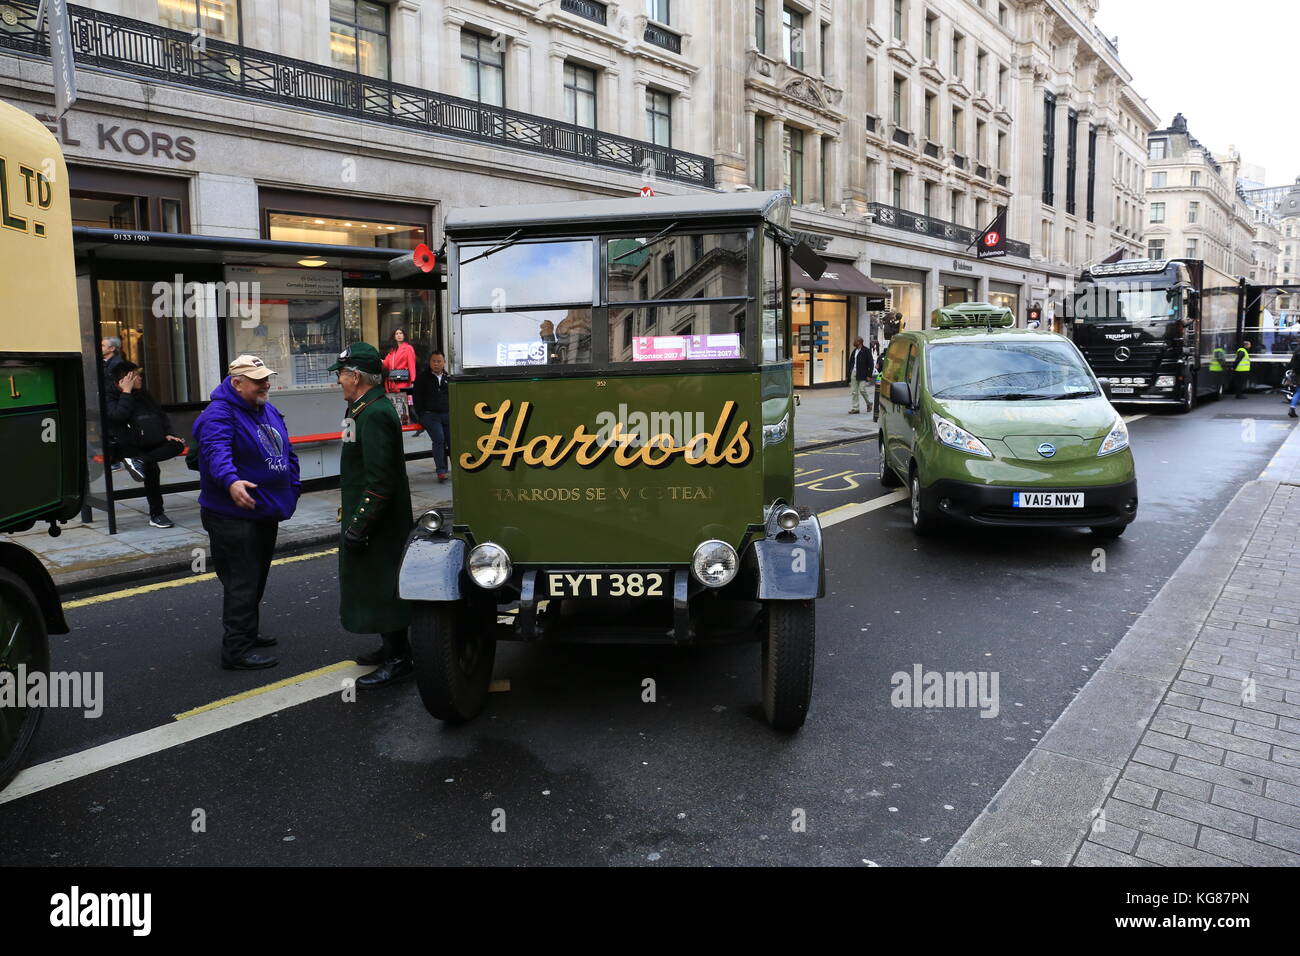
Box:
[327,342,384,375]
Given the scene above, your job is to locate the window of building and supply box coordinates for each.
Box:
[1064,227,1074,263]
[1147,239,1164,260]
[1190,171,1201,186]
[755,0,766,53]
[754,115,766,190]
[924,180,935,217]
[1148,139,1167,160]
[783,6,805,69]
[1041,219,1051,259]
[1065,109,1078,215]
[646,0,670,22]
[1186,239,1198,258]
[1188,200,1199,224]
[820,136,832,205]
[975,197,986,229]
[461,30,504,106]
[950,189,961,224]
[997,64,1007,104]
[1086,125,1096,222]
[1042,91,1056,205]
[564,62,597,128]
[975,120,986,164]
[924,92,936,141]
[329,0,389,79]
[893,0,905,42]
[924,11,936,60]
[893,169,906,208]
[157,0,241,42]
[951,106,963,154]
[820,22,829,75]
[1150,202,1165,223]
[645,89,672,147]
[784,126,805,204]
[976,49,987,93]
[950,31,963,78]
[892,75,905,127]
[998,3,1007,26]
[1151,171,1166,188]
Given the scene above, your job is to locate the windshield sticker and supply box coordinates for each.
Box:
[495,341,550,366]
[632,334,743,362]
[687,333,742,359]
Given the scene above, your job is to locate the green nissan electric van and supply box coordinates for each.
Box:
[877,302,1138,537]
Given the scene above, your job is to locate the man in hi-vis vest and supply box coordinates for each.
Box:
[1209,346,1227,395]
[1232,340,1253,400]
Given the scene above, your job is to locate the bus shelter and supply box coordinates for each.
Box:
[74,228,444,533]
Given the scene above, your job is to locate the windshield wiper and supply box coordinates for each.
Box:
[1054,390,1098,399]
[460,229,523,266]
[611,221,682,263]
[986,393,1046,401]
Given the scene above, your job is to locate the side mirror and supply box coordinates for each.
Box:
[889,381,913,407]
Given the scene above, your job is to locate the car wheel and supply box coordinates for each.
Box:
[409,599,497,723]
[760,599,815,732]
[909,469,938,536]
[1090,525,1127,539]
[878,435,902,487]
[1177,377,1195,414]
[0,568,49,792]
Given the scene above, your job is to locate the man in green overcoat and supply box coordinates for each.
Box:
[328,343,414,687]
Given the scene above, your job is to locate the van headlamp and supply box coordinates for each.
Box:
[1097,417,1130,457]
[691,540,739,588]
[417,509,445,533]
[931,413,992,457]
[467,542,512,589]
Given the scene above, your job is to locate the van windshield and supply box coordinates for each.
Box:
[928,341,1099,400]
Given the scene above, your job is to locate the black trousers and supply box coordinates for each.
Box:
[1231,369,1250,397]
[117,438,184,516]
[201,508,279,664]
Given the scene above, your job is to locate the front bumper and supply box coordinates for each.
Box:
[924,478,1139,528]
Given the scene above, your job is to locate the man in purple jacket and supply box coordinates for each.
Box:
[193,355,301,670]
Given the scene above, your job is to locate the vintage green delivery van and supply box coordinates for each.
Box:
[877,303,1138,536]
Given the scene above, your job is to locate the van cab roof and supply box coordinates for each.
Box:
[901,327,1065,344]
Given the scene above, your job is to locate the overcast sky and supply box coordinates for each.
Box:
[1095,1,1299,186]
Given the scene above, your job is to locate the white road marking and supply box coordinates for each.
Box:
[1122,413,1147,423]
[0,663,368,805]
[819,490,909,527]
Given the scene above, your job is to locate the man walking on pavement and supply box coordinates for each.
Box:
[848,336,874,414]
[193,355,300,671]
[1232,340,1253,399]
[329,343,415,687]
[412,351,451,482]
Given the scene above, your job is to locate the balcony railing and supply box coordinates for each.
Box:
[561,0,608,25]
[0,1,714,187]
[869,202,1030,258]
[643,22,682,54]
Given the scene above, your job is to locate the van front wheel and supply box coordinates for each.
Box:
[409,599,497,723]
[910,470,939,536]
[761,600,815,732]
[879,436,902,487]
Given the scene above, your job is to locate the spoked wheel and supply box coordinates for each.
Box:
[0,568,50,791]
[409,599,497,723]
[760,599,815,731]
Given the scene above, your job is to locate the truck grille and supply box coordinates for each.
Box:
[1080,344,1165,376]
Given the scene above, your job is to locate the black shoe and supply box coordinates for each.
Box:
[1290,407,1297,418]
[354,646,388,665]
[252,635,278,647]
[848,409,860,415]
[124,458,146,482]
[149,512,175,529]
[356,658,414,687]
[221,653,279,671]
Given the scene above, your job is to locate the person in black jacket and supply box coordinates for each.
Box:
[411,351,451,481]
[848,336,875,414]
[105,362,186,528]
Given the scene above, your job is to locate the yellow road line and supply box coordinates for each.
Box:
[64,547,338,610]
[172,660,357,720]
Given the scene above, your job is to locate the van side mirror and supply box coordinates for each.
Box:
[889,381,913,407]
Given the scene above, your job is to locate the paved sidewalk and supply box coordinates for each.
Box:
[944,418,1300,867]
[19,386,875,593]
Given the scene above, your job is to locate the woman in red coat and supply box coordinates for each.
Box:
[382,328,417,423]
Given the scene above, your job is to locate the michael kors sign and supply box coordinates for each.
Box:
[34,113,197,162]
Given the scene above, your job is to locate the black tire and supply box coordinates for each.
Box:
[0,568,50,792]
[1090,525,1127,539]
[1176,376,1195,414]
[879,435,902,487]
[909,468,938,536]
[761,600,815,731]
[409,599,497,723]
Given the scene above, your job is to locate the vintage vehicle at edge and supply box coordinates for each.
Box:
[398,191,825,730]
[0,100,86,789]
[1067,257,1241,410]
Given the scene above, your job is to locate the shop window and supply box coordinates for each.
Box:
[266,212,426,249]
[157,0,241,42]
[330,0,390,79]
[70,167,190,233]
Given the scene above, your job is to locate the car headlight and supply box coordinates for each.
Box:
[417,509,444,533]
[691,539,738,588]
[467,542,511,589]
[931,413,992,457]
[1097,417,1129,456]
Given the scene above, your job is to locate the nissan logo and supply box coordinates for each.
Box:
[1114,346,1131,362]
[1037,442,1057,458]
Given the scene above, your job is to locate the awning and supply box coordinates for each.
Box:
[793,258,888,305]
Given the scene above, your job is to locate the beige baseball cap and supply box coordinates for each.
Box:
[228,354,276,380]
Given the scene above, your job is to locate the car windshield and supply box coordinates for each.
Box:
[1071,283,1178,323]
[928,341,1099,400]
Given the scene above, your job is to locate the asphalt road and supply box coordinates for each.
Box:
[1,393,1294,866]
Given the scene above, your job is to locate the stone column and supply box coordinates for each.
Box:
[769,116,786,198]
[805,133,822,207]
[550,51,569,123]
[607,69,625,137]
[392,1,422,87]
[676,90,695,157]
[509,37,532,113]
[441,15,464,96]
[743,106,759,187]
